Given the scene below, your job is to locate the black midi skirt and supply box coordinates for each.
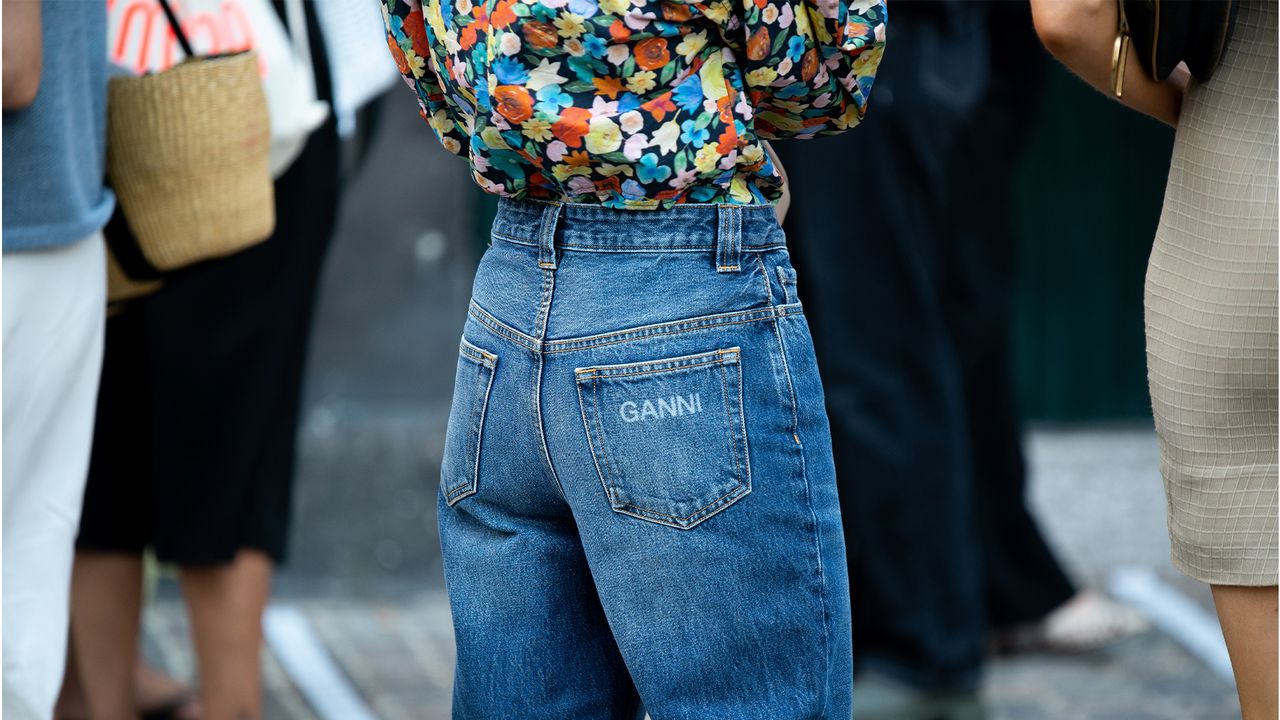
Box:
[76,119,340,566]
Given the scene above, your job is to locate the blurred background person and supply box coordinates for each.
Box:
[2,1,112,718]
[1032,1,1278,718]
[54,1,391,718]
[777,2,1146,717]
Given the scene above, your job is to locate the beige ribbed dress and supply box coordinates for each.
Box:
[1145,0,1278,586]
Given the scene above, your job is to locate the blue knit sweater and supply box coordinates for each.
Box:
[3,0,115,252]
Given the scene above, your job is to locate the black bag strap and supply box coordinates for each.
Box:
[157,0,196,59]
[104,206,164,280]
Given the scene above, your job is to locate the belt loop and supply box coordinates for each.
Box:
[537,202,562,270]
[716,204,742,273]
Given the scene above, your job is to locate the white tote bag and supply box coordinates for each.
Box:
[109,0,330,177]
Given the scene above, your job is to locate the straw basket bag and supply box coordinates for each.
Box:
[106,0,273,294]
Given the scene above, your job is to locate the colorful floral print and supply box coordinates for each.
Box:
[382,0,886,209]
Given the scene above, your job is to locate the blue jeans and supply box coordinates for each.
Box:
[439,198,852,718]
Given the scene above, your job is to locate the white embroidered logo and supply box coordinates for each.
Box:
[619,393,703,423]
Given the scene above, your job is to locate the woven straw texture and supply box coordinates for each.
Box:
[107,52,274,271]
[1145,0,1278,586]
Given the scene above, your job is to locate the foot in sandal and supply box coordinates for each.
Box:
[992,591,1150,654]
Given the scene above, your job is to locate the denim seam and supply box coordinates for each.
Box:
[574,350,750,530]
[467,300,804,354]
[458,337,498,368]
[468,301,541,351]
[756,255,775,307]
[760,257,800,440]
[715,205,741,272]
[578,381,616,504]
[719,360,744,500]
[770,312,831,718]
[532,267,568,502]
[588,381,621,506]
[776,265,795,305]
[733,349,752,514]
[545,305,802,351]
[612,485,749,528]
[444,343,497,505]
[489,230,786,253]
[561,244,787,253]
[546,314,795,354]
[574,349,738,380]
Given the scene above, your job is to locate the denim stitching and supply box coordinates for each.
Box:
[576,380,618,507]
[468,300,804,354]
[574,348,739,379]
[776,265,796,305]
[443,361,485,502]
[559,243,785,252]
[611,482,749,528]
[574,348,749,529]
[732,350,752,504]
[545,306,800,351]
[459,337,498,367]
[756,256,775,307]
[737,206,746,268]
[576,359,722,381]
[468,302,540,350]
[718,360,742,494]
[536,201,561,269]
[549,308,778,347]
[549,314,792,354]
[445,342,498,505]
[532,266,568,502]
[589,381,621,505]
[769,312,831,716]
[767,314,800,439]
[489,231,786,253]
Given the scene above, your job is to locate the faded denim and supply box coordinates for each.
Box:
[439,198,852,719]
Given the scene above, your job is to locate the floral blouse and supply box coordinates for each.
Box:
[382,0,886,208]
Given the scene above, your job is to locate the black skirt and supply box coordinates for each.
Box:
[76,119,340,566]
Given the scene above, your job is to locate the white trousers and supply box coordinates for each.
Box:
[3,233,106,720]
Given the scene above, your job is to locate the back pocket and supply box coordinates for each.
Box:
[441,338,498,505]
[575,347,750,529]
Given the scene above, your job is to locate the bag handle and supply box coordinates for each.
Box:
[157,0,196,59]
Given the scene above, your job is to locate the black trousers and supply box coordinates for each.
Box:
[777,2,1075,691]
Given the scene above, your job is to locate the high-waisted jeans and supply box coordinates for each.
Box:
[439,198,851,719]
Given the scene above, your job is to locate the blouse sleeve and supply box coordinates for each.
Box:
[381,0,468,157]
[732,0,887,139]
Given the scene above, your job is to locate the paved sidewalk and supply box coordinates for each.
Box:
[139,427,1241,720]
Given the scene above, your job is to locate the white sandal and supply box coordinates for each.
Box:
[993,591,1150,654]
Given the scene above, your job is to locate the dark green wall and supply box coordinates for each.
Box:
[1013,65,1175,421]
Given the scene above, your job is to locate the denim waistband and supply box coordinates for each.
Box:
[490,198,786,273]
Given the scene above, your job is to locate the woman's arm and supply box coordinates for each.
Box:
[1030,0,1187,127]
[763,141,790,224]
[3,0,42,110]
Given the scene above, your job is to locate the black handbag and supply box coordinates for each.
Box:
[1111,0,1241,97]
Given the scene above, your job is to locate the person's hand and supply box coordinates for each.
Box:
[774,174,792,226]
[1031,0,1185,127]
[763,141,791,225]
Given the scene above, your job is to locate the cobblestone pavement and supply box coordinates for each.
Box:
[140,427,1241,720]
